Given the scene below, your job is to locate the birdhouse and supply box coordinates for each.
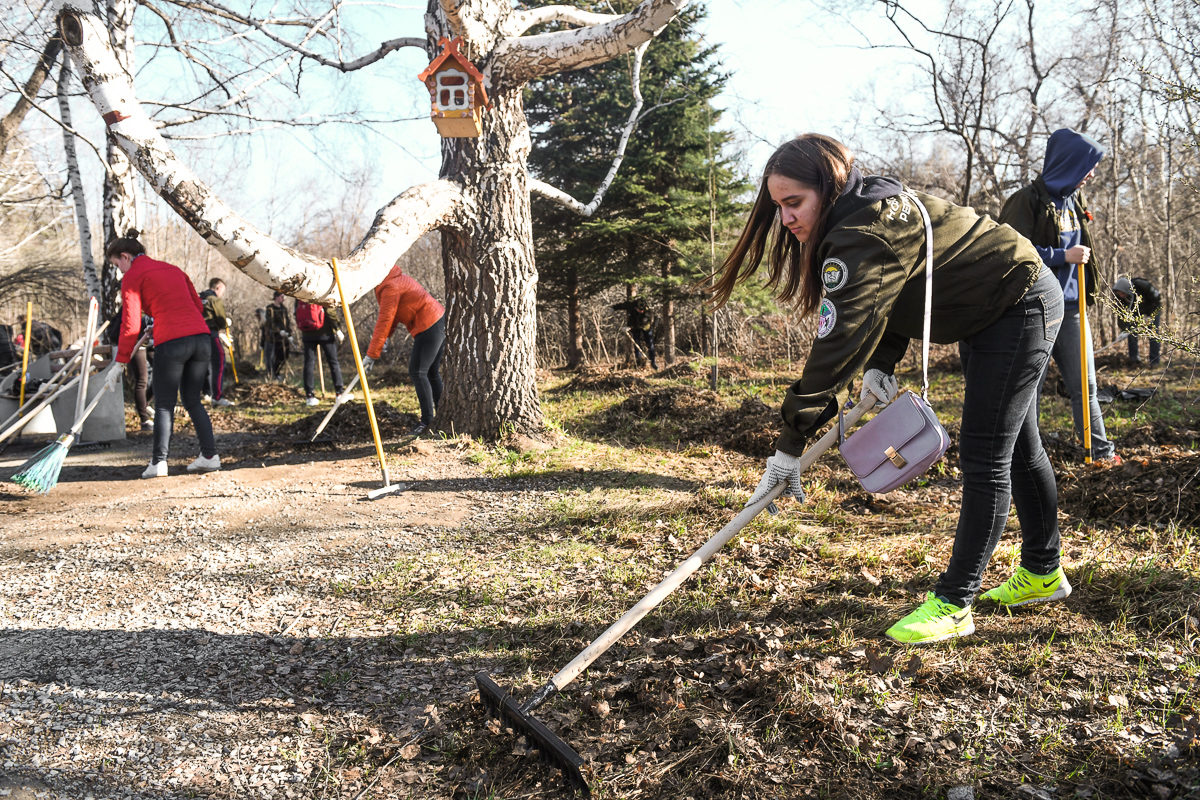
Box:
[418,37,490,138]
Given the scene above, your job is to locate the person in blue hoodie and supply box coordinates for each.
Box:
[1000,128,1118,463]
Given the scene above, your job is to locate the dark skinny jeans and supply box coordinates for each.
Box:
[152,334,217,463]
[410,317,446,425]
[302,337,345,396]
[935,268,1063,607]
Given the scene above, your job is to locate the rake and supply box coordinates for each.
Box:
[476,399,871,792]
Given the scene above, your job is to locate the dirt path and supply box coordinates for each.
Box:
[1,430,497,799]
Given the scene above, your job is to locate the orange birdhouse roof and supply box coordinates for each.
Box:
[418,37,489,107]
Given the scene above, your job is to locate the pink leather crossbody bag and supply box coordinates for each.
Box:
[838,191,950,493]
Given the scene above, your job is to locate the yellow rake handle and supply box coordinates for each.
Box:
[330,258,390,487]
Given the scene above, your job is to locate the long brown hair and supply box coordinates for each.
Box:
[104,229,147,261]
[711,134,854,315]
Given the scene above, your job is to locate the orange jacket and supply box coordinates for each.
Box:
[366,265,444,359]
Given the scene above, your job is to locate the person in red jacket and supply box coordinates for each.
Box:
[361,264,445,435]
[107,230,221,478]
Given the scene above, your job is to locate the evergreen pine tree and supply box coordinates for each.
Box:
[526,1,746,368]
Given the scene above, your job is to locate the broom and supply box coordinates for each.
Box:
[10,363,124,493]
[11,331,146,493]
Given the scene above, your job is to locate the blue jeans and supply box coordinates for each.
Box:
[152,334,217,462]
[935,269,1063,607]
[410,317,445,425]
[1040,303,1115,459]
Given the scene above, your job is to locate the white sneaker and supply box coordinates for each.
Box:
[216,397,235,407]
[187,454,221,473]
[335,392,355,404]
[141,461,167,479]
[202,394,213,404]
[305,396,320,407]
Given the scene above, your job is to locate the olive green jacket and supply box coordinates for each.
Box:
[776,189,1041,456]
[998,177,1100,307]
[200,290,228,333]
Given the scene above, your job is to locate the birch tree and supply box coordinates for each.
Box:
[52,0,688,438]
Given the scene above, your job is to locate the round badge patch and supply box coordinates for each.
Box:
[817,298,838,339]
[821,258,849,292]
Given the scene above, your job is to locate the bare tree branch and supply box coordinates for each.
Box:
[529,42,650,216]
[493,0,688,85]
[158,0,426,71]
[0,35,64,157]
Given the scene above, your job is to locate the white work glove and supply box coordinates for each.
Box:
[860,368,899,409]
[225,316,233,329]
[335,329,345,344]
[102,362,124,391]
[218,331,233,349]
[746,450,805,513]
[361,355,375,372]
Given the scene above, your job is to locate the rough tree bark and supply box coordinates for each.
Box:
[55,0,686,438]
[100,0,137,318]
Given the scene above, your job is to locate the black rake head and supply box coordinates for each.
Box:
[475,671,589,794]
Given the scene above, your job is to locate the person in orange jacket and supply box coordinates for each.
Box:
[362,264,445,435]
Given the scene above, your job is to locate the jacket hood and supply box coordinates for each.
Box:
[828,167,903,226]
[842,166,903,204]
[1041,128,1104,198]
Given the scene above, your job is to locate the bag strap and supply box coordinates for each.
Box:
[902,190,935,401]
[838,190,935,444]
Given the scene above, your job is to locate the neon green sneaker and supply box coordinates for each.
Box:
[980,566,1072,607]
[885,593,974,644]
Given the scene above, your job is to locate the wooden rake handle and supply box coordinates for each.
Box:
[542,399,872,698]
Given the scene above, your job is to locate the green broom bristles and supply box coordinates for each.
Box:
[11,434,73,494]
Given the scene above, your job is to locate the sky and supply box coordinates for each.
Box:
[50,0,930,243]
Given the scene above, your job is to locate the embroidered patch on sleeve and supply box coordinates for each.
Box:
[821,258,849,293]
[817,298,838,339]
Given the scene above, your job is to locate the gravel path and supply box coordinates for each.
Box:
[0,433,517,799]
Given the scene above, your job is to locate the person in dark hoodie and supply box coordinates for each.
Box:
[999,128,1117,462]
[713,134,1067,645]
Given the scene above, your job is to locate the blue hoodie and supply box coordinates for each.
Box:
[1038,128,1104,302]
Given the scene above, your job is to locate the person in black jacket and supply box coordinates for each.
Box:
[612,294,657,369]
[1112,276,1162,366]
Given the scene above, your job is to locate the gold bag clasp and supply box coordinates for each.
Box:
[886,446,907,468]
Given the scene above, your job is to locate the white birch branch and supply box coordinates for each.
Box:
[529,42,649,217]
[57,59,101,301]
[55,0,464,304]
[437,0,493,47]
[163,0,426,71]
[493,0,689,85]
[503,5,618,37]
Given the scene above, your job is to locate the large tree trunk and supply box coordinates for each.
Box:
[437,88,543,437]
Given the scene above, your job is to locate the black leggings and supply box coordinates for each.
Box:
[152,334,216,462]
[410,317,445,425]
